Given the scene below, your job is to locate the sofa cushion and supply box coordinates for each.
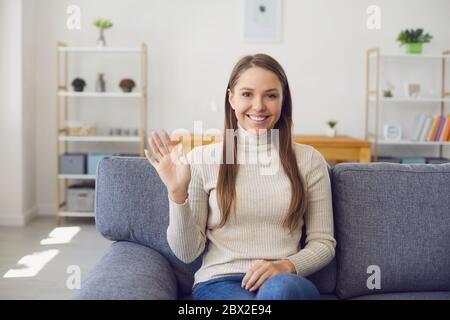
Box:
[352,291,450,300]
[332,163,450,299]
[73,241,177,299]
[95,157,202,297]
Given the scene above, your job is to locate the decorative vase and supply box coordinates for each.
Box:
[96,73,106,92]
[405,43,422,54]
[97,28,106,47]
[326,127,337,137]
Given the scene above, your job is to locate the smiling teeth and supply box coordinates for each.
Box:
[248,115,267,121]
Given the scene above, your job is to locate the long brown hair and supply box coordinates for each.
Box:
[216,53,307,235]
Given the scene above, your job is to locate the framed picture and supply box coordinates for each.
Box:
[244,0,282,43]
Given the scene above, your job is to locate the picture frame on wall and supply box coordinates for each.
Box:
[244,0,282,43]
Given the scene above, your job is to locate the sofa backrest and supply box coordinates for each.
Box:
[332,162,450,299]
[94,156,337,296]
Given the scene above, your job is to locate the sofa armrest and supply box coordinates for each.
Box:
[73,241,177,300]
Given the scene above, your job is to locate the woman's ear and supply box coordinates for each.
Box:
[228,89,235,110]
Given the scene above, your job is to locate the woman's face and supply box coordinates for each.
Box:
[228,67,283,133]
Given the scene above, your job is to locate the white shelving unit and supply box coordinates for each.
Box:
[55,42,148,224]
[365,48,450,160]
[58,91,142,98]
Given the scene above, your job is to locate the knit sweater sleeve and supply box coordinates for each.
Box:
[286,148,337,276]
[166,152,209,263]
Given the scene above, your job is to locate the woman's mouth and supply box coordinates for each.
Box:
[246,114,270,123]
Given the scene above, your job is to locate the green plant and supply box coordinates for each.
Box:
[326,120,337,129]
[383,89,393,98]
[396,28,432,46]
[94,19,113,30]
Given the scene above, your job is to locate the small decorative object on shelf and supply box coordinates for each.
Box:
[405,83,421,98]
[94,18,113,47]
[396,28,432,54]
[71,78,86,92]
[65,121,96,136]
[383,89,393,98]
[383,124,402,141]
[383,81,395,98]
[108,127,139,136]
[96,73,106,92]
[119,78,136,92]
[325,120,338,137]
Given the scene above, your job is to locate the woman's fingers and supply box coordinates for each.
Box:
[152,131,170,155]
[144,148,158,166]
[249,271,272,292]
[161,130,174,152]
[149,134,163,159]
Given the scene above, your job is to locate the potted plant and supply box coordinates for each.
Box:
[396,28,432,54]
[94,18,113,47]
[326,120,338,137]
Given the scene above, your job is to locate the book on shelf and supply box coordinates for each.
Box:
[427,115,441,141]
[411,114,427,141]
[417,115,433,141]
[411,114,450,142]
[439,115,450,142]
[433,116,446,141]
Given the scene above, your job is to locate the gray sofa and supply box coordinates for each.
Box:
[74,157,450,300]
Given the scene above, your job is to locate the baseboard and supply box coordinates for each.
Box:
[0,205,37,226]
[37,204,56,216]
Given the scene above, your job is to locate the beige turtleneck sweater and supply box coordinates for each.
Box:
[166,122,336,288]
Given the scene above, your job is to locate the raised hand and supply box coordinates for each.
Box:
[144,130,191,203]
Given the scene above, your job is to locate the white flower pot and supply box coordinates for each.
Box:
[326,127,337,137]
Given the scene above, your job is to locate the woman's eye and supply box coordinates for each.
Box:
[268,94,278,99]
[242,92,252,97]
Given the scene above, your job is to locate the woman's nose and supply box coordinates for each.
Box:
[251,97,265,112]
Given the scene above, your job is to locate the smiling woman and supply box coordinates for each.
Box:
[228,67,283,133]
[145,53,336,300]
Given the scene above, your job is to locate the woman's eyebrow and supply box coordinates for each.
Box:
[239,87,279,92]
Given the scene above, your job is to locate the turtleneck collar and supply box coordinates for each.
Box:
[236,121,272,148]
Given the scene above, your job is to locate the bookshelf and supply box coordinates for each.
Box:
[365,48,450,161]
[55,42,148,224]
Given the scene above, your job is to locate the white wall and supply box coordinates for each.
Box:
[0,0,37,225]
[0,0,24,225]
[22,0,38,222]
[2,0,449,219]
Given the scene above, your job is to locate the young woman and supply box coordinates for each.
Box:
[144,54,336,300]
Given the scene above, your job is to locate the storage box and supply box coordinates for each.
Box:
[400,157,426,164]
[375,156,401,163]
[425,157,450,164]
[60,153,87,174]
[67,183,95,212]
[87,153,112,175]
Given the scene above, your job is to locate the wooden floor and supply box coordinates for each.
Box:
[0,216,111,299]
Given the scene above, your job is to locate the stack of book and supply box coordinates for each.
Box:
[411,114,450,142]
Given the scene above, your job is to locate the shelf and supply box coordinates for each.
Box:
[58,47,141,53]
[370,139,450,145]
[58,135,141,142]
[59,207,95,218]
[58,91,141,98]
[369,97,450,103]
[370,53,450,59]
[58,174,96,180]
